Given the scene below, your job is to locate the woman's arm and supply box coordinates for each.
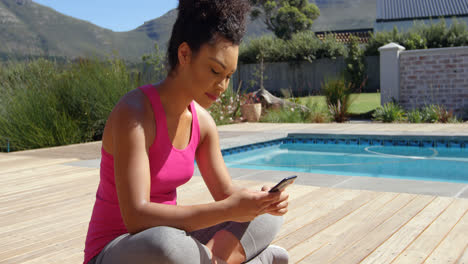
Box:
[194,105,240,201]
[194,104,290,216]
[111,97,276,235]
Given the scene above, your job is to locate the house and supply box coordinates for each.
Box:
[375,0,468,32]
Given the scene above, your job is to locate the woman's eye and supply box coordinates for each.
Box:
[211,69,220,75]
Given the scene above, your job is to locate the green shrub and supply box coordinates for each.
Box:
[302,99,330,123]
[446,19,468,46]
[365,27,403,56]
[432,105,461,123]
[421,105,440,123]
[55,58,136,140]
[402,31,427,50]
[321,77,354,122]
[322,77,350,106]
[261,107,307,123]
[408,105,462,123]
[285,31,321,62]
[406,109,424,123]
[372,102,405,123]
[0,59,82,150]
[0,57,139,151]
[317,34,348,60]
[239,35,287,64]
[344,36,366,92]
[260,98,330,123]
[239,32,347,64]
[141,42,168,83]
[365,18,468,55]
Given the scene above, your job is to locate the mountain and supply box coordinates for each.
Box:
[133,8,271,48]
[0,0,377,61]
[0,0,154,61]
[133,0,377,45]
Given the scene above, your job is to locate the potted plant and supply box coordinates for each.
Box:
[240,92,262,122]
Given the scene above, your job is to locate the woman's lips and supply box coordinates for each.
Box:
[205,93,218,101]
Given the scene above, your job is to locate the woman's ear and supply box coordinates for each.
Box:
[178,42,192,66]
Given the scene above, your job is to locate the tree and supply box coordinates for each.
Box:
[141,42,167,82]
[344,35,366,93]
[250,0,320,40]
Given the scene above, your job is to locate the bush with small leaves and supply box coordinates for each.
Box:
[372,102,405,123]
[406,109,424,123]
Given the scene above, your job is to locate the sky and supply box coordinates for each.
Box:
[32,0,179,32]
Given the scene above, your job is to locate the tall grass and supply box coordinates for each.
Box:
[261,99,330,123]
[322,76,354,122]
[0,58,141,151]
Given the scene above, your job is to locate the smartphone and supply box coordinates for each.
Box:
[269,176,297,193]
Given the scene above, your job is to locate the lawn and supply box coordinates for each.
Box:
[299,93,381,115]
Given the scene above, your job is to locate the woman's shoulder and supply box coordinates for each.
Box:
[193,101,217,143]
[111,88,154,125]
[102,88,156,153]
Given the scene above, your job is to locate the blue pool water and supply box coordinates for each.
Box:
[223,141,468,183]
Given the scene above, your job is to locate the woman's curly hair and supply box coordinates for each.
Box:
[167,0,251,73]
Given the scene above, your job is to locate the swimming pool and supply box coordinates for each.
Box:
[222,135,468,183]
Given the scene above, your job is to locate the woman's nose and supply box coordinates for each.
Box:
[218,78,229,92]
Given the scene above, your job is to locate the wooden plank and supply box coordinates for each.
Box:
[0,169,96,197]
[0,163,90,184]
[1,180,97,216]
[274,191,380,250]
[20,247,82,264]
[0,157,77,175]
[327,195,435,264]
[275,189,360,240]
[0,233,85,264]
[0,176,97,205]
[456,247,468,264]
[391,198,468,264]
[279,185,323,216]
[296,192,407,263]
[0,224,86,261]
[0,220,89,254]
[360,197,454,264]
[0,192,95,227]
[0,166,86,193]
[2,207,91,241]
[283,187,340,222]
[425,205,468,264]
[0,168,98,200]
[0,201,93,237]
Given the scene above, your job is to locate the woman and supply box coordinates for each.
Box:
[84,1,290,263]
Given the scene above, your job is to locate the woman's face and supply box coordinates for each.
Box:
[181,36,239,108]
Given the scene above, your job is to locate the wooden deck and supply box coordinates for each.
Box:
[1,153,467,264]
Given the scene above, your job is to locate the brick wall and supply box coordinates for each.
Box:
[399,47,468,118]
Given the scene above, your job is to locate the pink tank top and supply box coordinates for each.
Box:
[83,84,200,264]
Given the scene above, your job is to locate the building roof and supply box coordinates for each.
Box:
[377,0,468,22]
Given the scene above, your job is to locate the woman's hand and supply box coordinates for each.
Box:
[260,185,290,216]
[224,188,283,222]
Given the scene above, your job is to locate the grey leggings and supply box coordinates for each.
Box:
[88,214,283,264]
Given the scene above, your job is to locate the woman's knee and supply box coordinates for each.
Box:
[258,214,283,234]
[139,226,185,255]
[137,226,211,263]
[233,214,284,261]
